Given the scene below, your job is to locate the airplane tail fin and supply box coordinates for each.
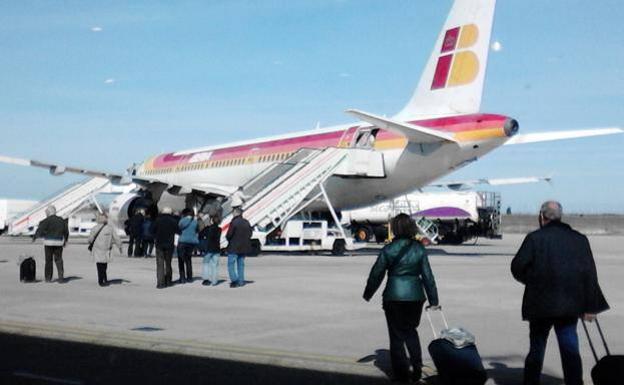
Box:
[394,0,497,120]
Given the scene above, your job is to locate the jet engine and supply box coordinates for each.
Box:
[108,192,154,231]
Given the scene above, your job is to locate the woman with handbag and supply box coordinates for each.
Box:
[88,213,123,287]
[363,213,440,383]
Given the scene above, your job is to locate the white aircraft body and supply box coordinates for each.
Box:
[0,0,621,232]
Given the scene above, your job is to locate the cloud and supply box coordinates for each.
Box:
[91,26,103,32]
[104,78,116,84]
[491,40,503,52]
[339,72,351,78]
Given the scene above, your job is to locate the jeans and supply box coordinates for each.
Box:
[202,252,220,285]
[383,301,425,381]
[227,253,245,285]
[177,243,194,281]
[44,246,64,281]
[156,246,173,287]
[524,318,582,385]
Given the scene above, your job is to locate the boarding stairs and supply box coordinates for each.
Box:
[7,177,112,235]
[394,195,440,243]
[219,147,385,247]
[415,216,439,243]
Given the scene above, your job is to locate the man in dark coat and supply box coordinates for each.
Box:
[151,207,178,288]
[511,201,609,385]
[126,209,145,257]
[34,205,69,283]
[226,207,252,288]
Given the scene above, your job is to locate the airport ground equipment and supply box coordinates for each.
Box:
[343,191,502,244]
[258,219,364,254]
[7,177,113,236]
[217,147,385,255]
[0,199,37,234]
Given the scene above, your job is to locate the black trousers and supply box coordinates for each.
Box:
[128,235,143,257]
[142,239,154,256]
[177,243,194,281]
[44,246,64,281]
[96,263,108,285]
[383,301,425,381]
[156,247,173,287]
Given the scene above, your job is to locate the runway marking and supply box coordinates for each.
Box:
[13,370,84,385]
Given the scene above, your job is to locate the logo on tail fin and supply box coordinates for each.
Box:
[431,24,479,90]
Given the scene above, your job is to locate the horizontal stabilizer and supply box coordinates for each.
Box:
[504,127,622,145]
[345,109,457,143]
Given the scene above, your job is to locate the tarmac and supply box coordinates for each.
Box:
[0,233,622,384]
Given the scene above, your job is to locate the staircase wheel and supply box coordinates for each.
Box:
[250,239,262,256]
[331,239,346,256]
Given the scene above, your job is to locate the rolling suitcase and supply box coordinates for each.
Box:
[19,257,36,282]
[581,317,624,385]
[426,309,487,385]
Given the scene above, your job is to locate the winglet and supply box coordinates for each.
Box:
[345,109,457,144]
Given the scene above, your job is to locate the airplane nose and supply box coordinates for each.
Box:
[504,118,519,137]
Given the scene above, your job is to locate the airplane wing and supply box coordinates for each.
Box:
[0,154,135,185]
[429,176,552,191]
[345,109,457,143]
[504,127,623,145]
[0,154,236,197]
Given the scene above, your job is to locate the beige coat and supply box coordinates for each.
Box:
[88,224,122,263]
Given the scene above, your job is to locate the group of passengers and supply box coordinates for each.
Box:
[121,205,252,289]
[32,200,610,385]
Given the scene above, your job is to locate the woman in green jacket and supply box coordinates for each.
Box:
[363,213,440,383]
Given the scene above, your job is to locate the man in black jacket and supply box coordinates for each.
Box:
[511,201,609,385]
[34,206,69,283]
[126,209,145,257]
[151,207,178,288]
[226,207,252,288]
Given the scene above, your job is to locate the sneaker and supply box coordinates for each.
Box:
[229,282,239,288]
[202,280,212,286]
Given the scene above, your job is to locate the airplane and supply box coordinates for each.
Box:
[0,0,622,237]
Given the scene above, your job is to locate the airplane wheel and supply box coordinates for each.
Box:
[331,239,346,256]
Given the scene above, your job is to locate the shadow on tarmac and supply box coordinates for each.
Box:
[0,333,389,385]
[487,362,564,385]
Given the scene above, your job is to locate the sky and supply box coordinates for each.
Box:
[0,0,623,213]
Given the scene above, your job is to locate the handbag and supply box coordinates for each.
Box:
[88,224,106,252]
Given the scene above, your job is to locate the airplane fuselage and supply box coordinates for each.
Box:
[136,113,514,210]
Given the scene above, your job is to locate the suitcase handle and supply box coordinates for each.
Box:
[425,307,449,339]
[581,317,611,364]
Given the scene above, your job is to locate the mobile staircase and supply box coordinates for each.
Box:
[218,147,385,253]
[8,177,112,235]
[392,195,440,243]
